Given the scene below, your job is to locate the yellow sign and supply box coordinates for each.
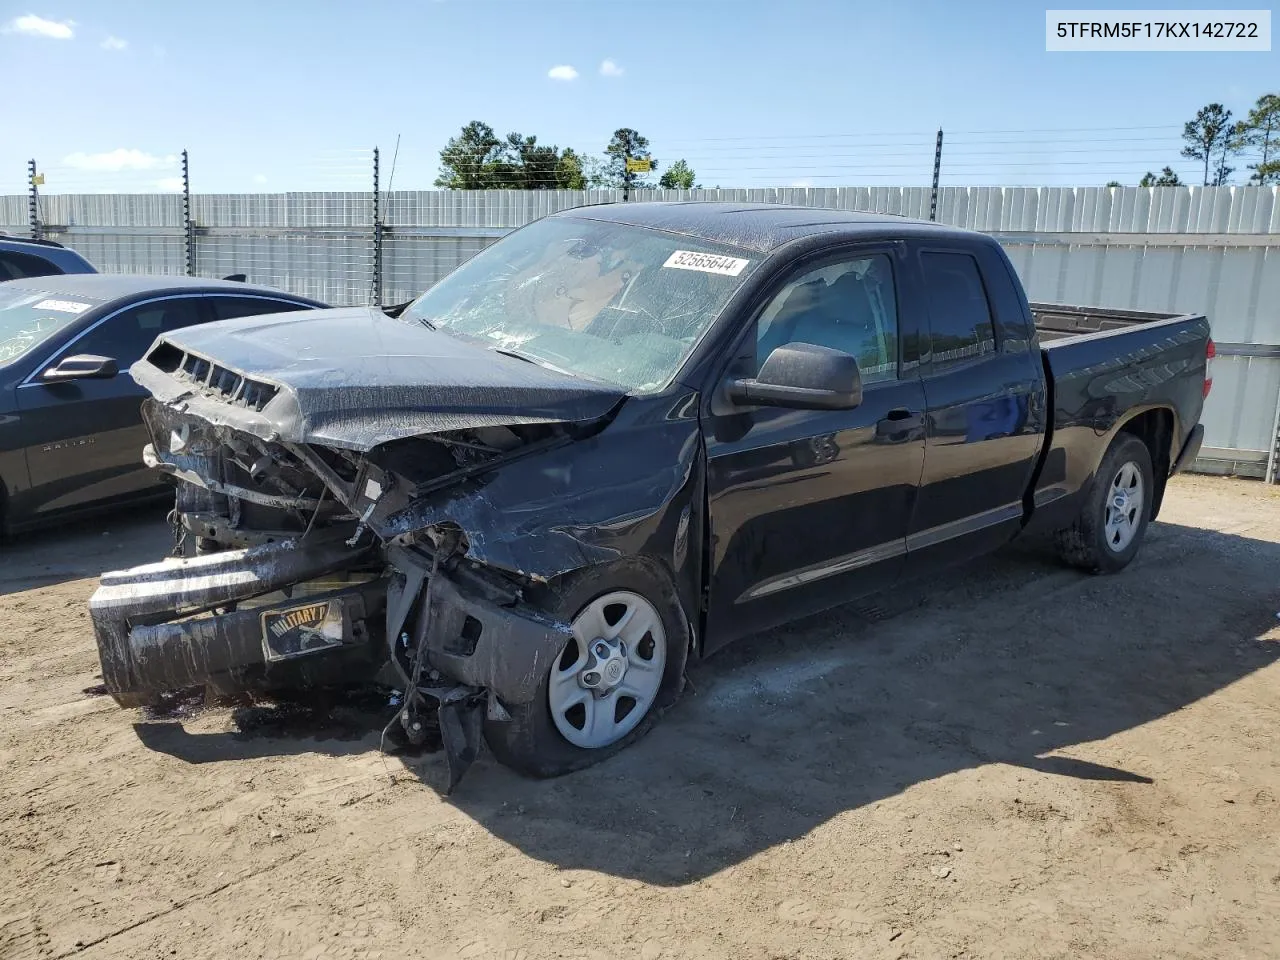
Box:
[31,173,45,186]
[625,158,651,173]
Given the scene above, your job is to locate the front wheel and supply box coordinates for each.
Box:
[483,558,689,778]
[1055,432,1155,574]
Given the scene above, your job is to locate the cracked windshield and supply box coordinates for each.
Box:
[399,217,758,391]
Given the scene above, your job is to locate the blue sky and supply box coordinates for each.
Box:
[2,0,1276,194]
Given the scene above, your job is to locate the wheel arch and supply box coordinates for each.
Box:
[542,552,697,658]
[1111,405,1177,521]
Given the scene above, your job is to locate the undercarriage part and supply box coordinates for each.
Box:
[438,693,485,794]
[373,542,573,791]
[388,545,573,707]
[90,532,377,706]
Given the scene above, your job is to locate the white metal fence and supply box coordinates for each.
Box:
[3,185,1278,478]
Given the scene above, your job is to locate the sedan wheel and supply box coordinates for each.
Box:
[548,590,667,749]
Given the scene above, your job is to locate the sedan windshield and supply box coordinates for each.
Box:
[399,217,760,391]
[0,287,103,369]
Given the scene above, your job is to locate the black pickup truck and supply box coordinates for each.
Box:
[90,203,1212,789]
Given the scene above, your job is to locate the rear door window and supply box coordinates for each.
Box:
[209,296,312,321]
[920,252,996,369]
[0,251,62,281]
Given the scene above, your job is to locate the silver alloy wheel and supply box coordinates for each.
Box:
[1103,460,1145,552]
[548,589,667,749]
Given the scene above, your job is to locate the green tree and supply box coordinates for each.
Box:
[434,121,504,189]
[604,128,657,193]
[659,159,698,189]
[1240,93,1280,184]
[435,122,585,189]
[497,133,565,189]
[1181,104,1238,186]
[1105,180,1123,188]
[1139,167,1182,187]
[557,148,587,189]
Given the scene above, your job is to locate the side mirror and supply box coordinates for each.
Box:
[41,354,119,383]
[727,342,863,410]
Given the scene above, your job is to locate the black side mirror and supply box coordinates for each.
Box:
[41,354,119,383]
[727,342,863,410]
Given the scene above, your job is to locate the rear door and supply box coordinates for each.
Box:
[17,295,211,517]
[702,245,927,650]
[907,244,1047,568]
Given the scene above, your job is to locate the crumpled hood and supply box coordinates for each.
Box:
[130,306,626,451]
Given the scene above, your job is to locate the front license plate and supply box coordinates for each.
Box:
[261,599,345,661]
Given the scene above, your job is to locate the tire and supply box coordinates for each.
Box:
[483,557,689,778]
[1055,432,1154,574]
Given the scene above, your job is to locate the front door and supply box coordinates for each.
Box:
[18,295,209,518]
[703,248,926,651]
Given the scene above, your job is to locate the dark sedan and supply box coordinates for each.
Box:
[0,274,325,533]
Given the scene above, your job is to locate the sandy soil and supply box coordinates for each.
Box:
[2,474,1279,960]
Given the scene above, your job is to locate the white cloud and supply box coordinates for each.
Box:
[62,149,177,172]
[547,64,578,81]
[252,173,268,185]
[100,35,127,50]
[599,59,624,77]
[155,176,185,192]
[791,179,814,188]
[4,14,75,39]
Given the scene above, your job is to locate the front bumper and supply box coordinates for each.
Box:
[90,534,383,706]
[89,535,572,710]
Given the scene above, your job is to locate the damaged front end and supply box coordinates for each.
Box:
[91,311,703,789]
[89,324,647,789]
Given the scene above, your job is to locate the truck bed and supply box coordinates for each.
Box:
[1031,301,1192,345]
[1025,300,1212,537]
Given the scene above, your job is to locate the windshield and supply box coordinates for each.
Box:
[399,217,760,391]
[0,288,102,369]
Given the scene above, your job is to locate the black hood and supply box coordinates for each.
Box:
[130,306,626,451]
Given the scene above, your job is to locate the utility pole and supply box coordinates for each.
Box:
[623,150,630,202]
[181,149,194,276]
[929,129,944,222]
[28,159,41,240]
[371,147,383,308]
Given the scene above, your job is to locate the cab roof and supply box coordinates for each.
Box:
[554,201,984,254]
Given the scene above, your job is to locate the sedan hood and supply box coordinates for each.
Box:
[130,306,626,451]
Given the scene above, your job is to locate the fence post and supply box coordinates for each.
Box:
[182,149,194,276]
[929,129,944,222]
[28,159,41,240]
[1266,382,1280,484]
[371,146,382,308]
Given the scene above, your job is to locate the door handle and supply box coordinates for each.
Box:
[877,409,922,443]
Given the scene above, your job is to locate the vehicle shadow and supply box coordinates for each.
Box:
[0,502,170,596]
[130,518,1280,886]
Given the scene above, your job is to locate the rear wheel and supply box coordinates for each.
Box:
[483,559,689,778]
[1055,433,1154,573]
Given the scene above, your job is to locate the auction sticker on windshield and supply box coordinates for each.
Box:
[663,250,751,277]
[33,299,92,314]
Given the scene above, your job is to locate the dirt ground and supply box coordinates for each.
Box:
[2,474,1279,960]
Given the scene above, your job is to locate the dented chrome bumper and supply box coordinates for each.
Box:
[90,533,384,706]
[90,533,572,717]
